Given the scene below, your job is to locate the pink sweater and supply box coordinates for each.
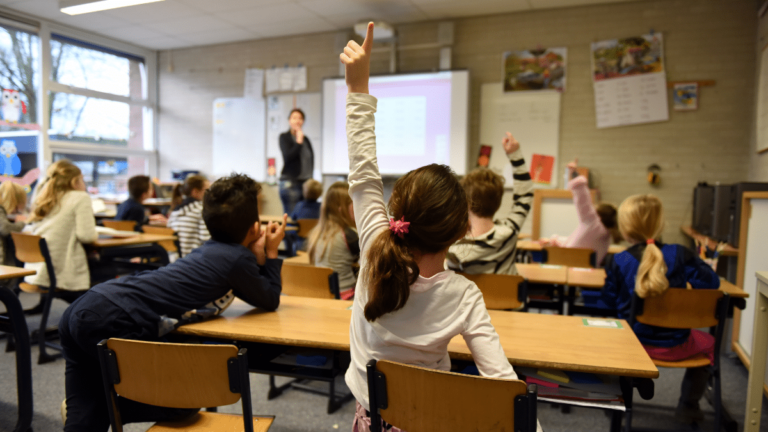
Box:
[551,176,611,265]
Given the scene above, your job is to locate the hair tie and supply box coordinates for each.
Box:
[389,216,410,239]
[646,239,655,245]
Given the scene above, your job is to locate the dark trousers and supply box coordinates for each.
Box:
[59,291,197,432]
[279,180,304,216]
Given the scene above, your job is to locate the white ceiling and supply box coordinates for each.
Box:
[0,0,637,50]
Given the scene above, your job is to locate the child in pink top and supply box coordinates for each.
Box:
[543,160,618,266]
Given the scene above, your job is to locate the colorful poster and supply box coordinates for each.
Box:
[673,82,698,111]
[591,34,664,81]
[591,33,668,129]
[530,154,555,185]
[476,145,492,167]
[503,48,566,92]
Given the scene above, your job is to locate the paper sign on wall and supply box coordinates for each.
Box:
[530,154,555,185]
[591,33,669,129]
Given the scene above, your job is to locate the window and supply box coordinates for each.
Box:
[53,152,149,196]
[0,25,40,129]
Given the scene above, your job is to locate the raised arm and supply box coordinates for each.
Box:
[341,23,389,253]
[498,133,533,233]
[567,160,599,226]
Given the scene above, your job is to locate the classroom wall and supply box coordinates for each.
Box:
[750,2,768,182]
[157,0,757,244]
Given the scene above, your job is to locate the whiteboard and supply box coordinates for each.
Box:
[540,198,581,240]
[212,97,265,180]
[480,84,561,189]
[757,46,768,153]
[738,198,768,391]
[265,93,322,181]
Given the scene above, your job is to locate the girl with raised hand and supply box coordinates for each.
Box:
[340,23,539,432]
[600,194,720,422]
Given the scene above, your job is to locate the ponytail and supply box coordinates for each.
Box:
[363,229,419,321]
[635,240,669,298]
[171,184,183,208]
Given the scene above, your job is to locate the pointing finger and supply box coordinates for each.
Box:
[362,22,374,54]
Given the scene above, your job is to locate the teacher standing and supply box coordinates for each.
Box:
[279,108,314,215]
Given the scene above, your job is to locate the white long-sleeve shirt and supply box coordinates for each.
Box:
[343,93,518,410]
[24,190,97,291]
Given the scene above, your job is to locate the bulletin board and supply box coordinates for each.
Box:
[212,97,266,181]
[756,45,768,153]
[479,83,562,189]
[265,93,322,180]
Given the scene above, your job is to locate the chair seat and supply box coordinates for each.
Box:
[652,354,711,368]
[19,283,51,294]
[148,411,274,432]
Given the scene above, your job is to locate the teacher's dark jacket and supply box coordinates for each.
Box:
[279,131,314,181]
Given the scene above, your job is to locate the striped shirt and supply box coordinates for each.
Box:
[446,150,533,275]
[167,198,210,257]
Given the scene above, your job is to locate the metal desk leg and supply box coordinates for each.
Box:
[0,288,33,432]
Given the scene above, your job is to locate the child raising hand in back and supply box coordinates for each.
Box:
[340,23,541,432]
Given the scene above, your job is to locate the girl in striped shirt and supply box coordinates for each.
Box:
[167,175,211,257]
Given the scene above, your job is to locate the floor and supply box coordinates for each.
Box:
[1,292,767,432]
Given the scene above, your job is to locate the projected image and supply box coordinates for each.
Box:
[323,71,467,175]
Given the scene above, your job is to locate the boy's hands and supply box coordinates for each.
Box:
[502,132,520,154]
[340,22,373,94]
[251,229,267,265]
[264,214,288,259]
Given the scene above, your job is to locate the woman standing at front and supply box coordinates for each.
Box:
[279,108,314,215]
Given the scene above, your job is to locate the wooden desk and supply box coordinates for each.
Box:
[680,226,738,257]
[178,296,658,379]
[143,198,172,207]
[284,254,310,266]
[0,265,35,280]
[91,234,177,248]
[261,215,295,224]
[745,272,768,432]
[516,263,567,285]
[516,241,626,255]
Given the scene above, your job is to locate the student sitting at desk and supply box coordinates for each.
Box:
[0,181,27,267]
[59,173,287,432]
[115,175,167,229]
[600,194,719,423]
[339,24,540,432]
[539,159,619,266]
[446,132,533,275]
[307,181,359,299]
[286,178,322,254]
[167,174,210,257]
[24,160,97,300]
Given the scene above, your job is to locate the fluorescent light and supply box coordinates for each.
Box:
[60,0,165,15]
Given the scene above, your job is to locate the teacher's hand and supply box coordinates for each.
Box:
[295,128,304,144]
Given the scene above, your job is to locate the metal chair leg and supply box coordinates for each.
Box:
[37,290,58,364]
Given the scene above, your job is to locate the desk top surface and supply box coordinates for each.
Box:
[91,234,177,248]
[680,226,738,257]
[177,296,658,379]
[516,241,626,255]
[0,265,35,280]
[516,263,568,285]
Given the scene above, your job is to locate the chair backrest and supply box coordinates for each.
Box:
[101,219,136,231]
[459,272,527,310]
[103,220,137,232]
[543,246,596,268]
[11,232,56,289]
[296,218,318,238]
[631,288,724,329]
[140,226,177,253]
[281,264,340,299]
[367,359,537,432]
[97,339,254,432]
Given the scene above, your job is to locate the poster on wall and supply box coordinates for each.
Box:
[503,48,566,92]
[0,131,40,192]
[672,82,698,111]
[756,45,768,153]
[591,33,669,128]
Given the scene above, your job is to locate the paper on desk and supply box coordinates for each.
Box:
[582,318,623,329]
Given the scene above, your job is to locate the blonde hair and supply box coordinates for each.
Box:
[0,182,26,215]
[618,194,668,298]
[308,182,355,264]
[30,160,82,222]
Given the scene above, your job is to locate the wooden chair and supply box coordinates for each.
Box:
[542,246,596,268]
[296,219,318,238]
[103,220,137,232]
[97,338,273,432]
[281,264,340,299]
[11,232,63,364]
[141,226,179,256]
[628,288,737,431]
[367,359,538,432]
[459,272,527,310]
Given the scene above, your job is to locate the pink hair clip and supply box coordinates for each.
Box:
[389,216,410,239]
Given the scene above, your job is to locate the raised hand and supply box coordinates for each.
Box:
[265,214,289,259]
[295,128,304,144]
[502,132,520,154]
[567,158,578,171]
[340,22,373,94]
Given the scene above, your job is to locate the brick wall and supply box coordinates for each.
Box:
[158,0,757,243]
[750,1,768,181]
